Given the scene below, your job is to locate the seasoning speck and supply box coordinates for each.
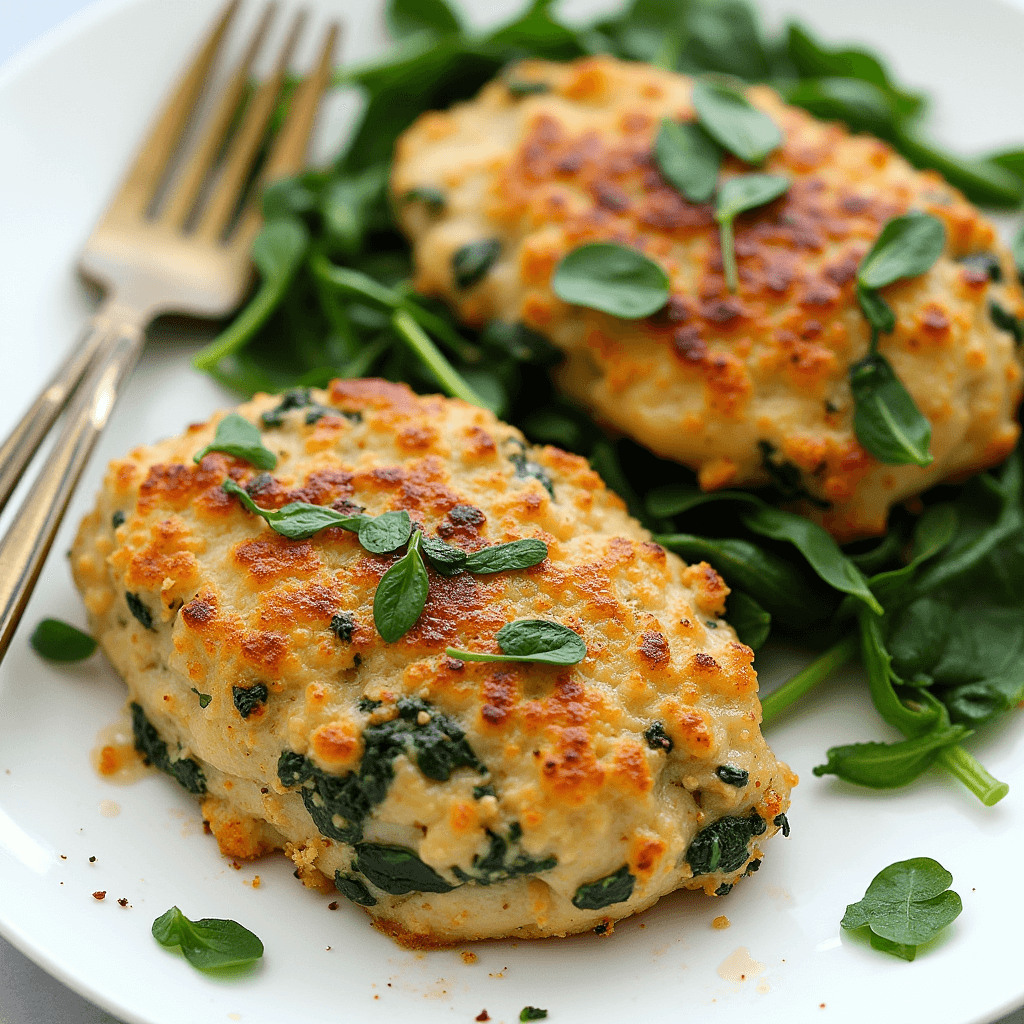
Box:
[88,856,96,863]
[92,891,106,901]
[328,901,339,911]
[476,1012,490,1022]
[117,898,130,908]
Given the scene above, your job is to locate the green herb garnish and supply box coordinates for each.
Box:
[840,857,962,960]
[222,478,368,539]
[691,80,783,164]
[571,864,635,910]
[521,1008,549,1021]
[151,907,263,971]
[551,243,670,319]
[29,619,96,662]
[373,530,429,642]
[357,509,413,554]
[446,619,586,666]
[654,118,721,203]
[714,173,789,292]
[193,413,277,470]
[452,239,501,288]
[461,538,547,573]
[190,687,212,709]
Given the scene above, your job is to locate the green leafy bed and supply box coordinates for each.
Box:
[188,0,1024,808]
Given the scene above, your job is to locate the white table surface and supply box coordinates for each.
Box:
[2,3,1024,1023]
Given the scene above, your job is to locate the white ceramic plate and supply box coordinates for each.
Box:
[2,1,1024,1022]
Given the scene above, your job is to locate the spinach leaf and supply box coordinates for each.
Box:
[126,592,155,631]
[386,0,462,40]
[990,301,1024,345]
[552,243,670,319]
[191,688,212,709]
[714,174,789,291]
[192,217,309,373]
[331,611,356,641]
[691,80,782,164]
[716,765,749,787]
[856,284,896,335]
[131,702,206,795]
[451,823,557,885]
[571,864,635,910]
[813,724,970,789]
[644,721,673,752]
[421,535,469,575]
[726,591,770,650]
[30,619,96,662]
[354,842,456,894]
[850,355,933,466]
[232,683,268,719]
[402,186,446,213]
[260,387,342,428]
[278,696,482,843]
[521,1009,548,1022]
[462,538,548,573]
[686,812,766,875]
[452,239,501,289]
[373,530,429,642]
[152,907,263,971]
[685,1,770,81]
[358,510,413,554]
[334,872,377,906]
[840,857,962,961]
[654,119,721,203]
[193,413,277,470]
[222,478,369,539]
[447,619,586,666]
[509,449,556,499]
[786,77,899,138]
[857,213,946,290]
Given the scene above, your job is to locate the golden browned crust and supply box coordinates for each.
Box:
[392,56,1024,539]
[71,380,793,943]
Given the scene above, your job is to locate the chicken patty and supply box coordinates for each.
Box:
[392,55,1024,540]
[71,378,793,945]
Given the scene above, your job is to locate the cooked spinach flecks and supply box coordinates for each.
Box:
[758,440,830,509]
[473,784,496,799]
[357,697,382,713]
[130,702,206,795]
[959,252,1002,281]
[715,764,749,787]
[715,882,734,896]
[334,872,378,906]
[232,683,268,719]
[774,812,791,837]
[277,697,482,843]
[111,510,126,529]
[452,824,557,886]
[745,858,762,875]
[260,387,348,427]
[686,812,766,875]
[453,239,501,289]
[509,450,555,499]
[644,721,674,752]
[507,80,550,96]
[990,300,1024,345]
[191,688,212,709]
[571,864,636,910]
[126,592,155,631]
[331,611,356,642]
[402,186,445,212]
[354,842,457,894]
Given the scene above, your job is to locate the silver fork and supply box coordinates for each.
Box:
[0,0,339,662]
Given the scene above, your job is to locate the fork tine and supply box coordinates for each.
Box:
[159,3,278,229]
[230,21,340,254]
[194,9,308,241]
[112,0,240,220]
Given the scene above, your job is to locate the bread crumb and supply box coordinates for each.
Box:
[712,915,730,929]
[461,951,478,964]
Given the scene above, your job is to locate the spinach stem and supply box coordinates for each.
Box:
[935,744,1008,806]
[760,633,858,725]
[193,281,281,372]
[718,217,738,292]
[390,310,489,409]
[310,254,400,308]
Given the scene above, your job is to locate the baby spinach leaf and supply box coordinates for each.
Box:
[686,812,766,875]
[193,413,277,470]
[30,619,96,662]
[726,591,771,650]
[785,77,898,137]
[856,284,896,336]
[446,619,586,666]
[857,213,946,290]
[462,538,548,573]
[373,531,429,642]
[421,535,469,575]
[354,842,456,894]
[151,907,263,971]
[452,239,501,289]
[841,857,962,960]
[552,243,670,319]
[850,355,933,466]
[222,478,368,539]
[386,0,462,41]
[813,724,970,788]
[691,80,783,164]
[654,119,722,203]
[571,864,635,910]
[714,174,789,291]
[685,0,770,81]
[738,504,882,614]
[358,510,413,554]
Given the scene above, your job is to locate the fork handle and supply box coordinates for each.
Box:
[0,304,146,663]
[0,317,115,515]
